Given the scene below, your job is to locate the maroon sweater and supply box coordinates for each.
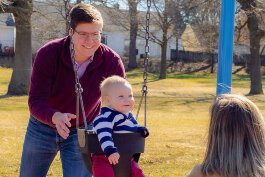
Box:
[28,36,125,128]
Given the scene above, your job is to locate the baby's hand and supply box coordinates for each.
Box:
[108,152,120,165]
[137,126,149,137]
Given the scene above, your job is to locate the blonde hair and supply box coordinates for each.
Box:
[100,75,131,97]
[201,94,265,177]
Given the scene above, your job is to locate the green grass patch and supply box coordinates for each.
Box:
[1,67,265,176]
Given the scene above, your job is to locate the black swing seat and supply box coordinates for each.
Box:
[78,128,145,177]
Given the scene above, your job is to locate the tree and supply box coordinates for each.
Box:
[0,0,33,95]
[237,0,265,94]
[180,0,220,73]
[32,0,89,52]
[32,0,72,45]
[138,0,219,78]
[169,0,186,63]
[127,0,138,69]
[93,0,140,70]
[140,0,178,79]
[0,1,4,11]
[157,0,170,79]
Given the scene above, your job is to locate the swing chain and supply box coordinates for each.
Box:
[143,0,151,84]
[136,0,151,127]
[70,38,88,130]
[75,83,83,93]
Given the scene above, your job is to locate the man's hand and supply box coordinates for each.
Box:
[108,152,120,165]
[52,112,76,139]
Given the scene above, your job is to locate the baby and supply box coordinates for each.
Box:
[92,75,149,177]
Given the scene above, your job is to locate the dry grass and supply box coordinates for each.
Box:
[1,67,265,177]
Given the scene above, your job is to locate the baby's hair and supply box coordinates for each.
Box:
[201,94,265,177]
[100,75,131,97]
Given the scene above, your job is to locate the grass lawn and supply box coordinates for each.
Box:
[1,67,265,177]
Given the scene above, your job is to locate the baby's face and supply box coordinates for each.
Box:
[106,83,135,114]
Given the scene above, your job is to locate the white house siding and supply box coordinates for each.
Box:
[103,32,125,56]
[103,31,177,60]
[0,25,15,52]
[0,5,178,60]
[31,1,67,53]
[0,13,15,52]
[136,39,159,58]
[100,6,175,60]
[134,34,177,60]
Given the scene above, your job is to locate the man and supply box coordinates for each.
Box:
[19,3,125,177]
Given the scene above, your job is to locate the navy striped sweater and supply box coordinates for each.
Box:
[93,107,140,157]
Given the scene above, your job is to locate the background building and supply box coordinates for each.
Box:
[0,13,15,55]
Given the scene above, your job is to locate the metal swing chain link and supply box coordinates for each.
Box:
[136,0,151,127]
[70,39,88,130]
[144,0,151,85]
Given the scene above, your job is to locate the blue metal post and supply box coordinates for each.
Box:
[216,0,236,95]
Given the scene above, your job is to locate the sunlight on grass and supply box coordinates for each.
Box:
[1,67,265,176]
[0,68,12,95]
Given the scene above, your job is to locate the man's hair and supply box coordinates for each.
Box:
[69,3,103,30]
[201,94,265,177]
[100,75,131,97]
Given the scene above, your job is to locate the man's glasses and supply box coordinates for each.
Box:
[73,29,101,41]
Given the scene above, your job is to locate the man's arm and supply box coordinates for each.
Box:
[28,45,58,127]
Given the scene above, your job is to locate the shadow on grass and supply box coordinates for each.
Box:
[177,95,215,105]
[131,78,161,86]
[178,93,265,106]
[0,94,12,99]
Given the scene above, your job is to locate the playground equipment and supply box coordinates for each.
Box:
[216,0,235,95]
[72,0,235,176]
[72,1,152,177]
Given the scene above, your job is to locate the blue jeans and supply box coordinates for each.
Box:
[19,116,91,177]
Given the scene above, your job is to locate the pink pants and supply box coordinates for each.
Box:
[92,154,145,177]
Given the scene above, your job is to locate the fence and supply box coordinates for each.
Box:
[233,54,265,66]
[170,50,265,65]
[0,54,14,68]
[170,50,218,63]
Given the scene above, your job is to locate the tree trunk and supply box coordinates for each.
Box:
[159,0,169,79]
[174,35,179,62]
[210,54,214,73]
[160,42,167,79]
[128,0,138,70]
[160,29,168,79]
[248,14,263,94]
[6,1,33,95]
[64,0,70,35]
[237,0,264,95]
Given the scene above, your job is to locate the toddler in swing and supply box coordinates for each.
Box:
[92,75,149,177]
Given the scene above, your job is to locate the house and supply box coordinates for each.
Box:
[0,3,190,60]
[31,2,179,60]
[0,13,15,54]
[232,9,265,56]
[181,24,202,52]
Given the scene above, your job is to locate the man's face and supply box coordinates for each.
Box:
[70,22,102,62]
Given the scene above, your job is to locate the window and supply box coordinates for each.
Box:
[101,34,107,45]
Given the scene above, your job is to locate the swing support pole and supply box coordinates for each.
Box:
[216,0,235,96]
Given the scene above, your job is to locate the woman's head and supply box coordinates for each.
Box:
[69,4,103,62]
[202,94,265,177]
[100,76,135,114]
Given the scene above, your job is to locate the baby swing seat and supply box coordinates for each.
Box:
[75,1,150,175]
[78,128,145,177]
